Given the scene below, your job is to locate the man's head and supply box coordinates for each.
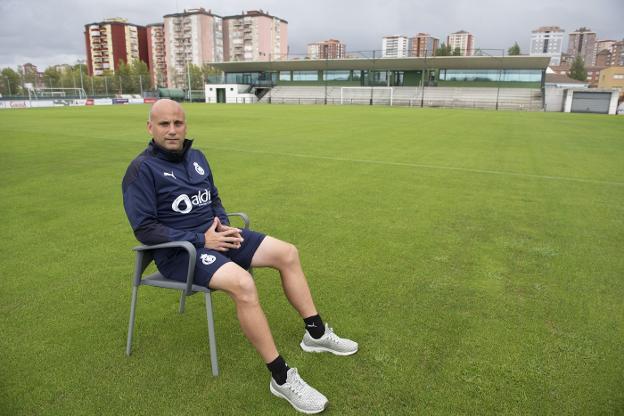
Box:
[147,99,187,152]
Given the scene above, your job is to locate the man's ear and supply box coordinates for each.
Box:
[146,120,152,136]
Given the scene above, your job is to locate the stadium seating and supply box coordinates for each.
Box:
[260,86,543,110]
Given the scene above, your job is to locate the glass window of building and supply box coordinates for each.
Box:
[292,71,319,81]
[324,70,350,81]
[439,69,541,82]
[279,71,291,81]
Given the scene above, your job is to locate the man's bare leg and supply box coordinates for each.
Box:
[251,236,318,319]
[208,262,278,362]
[209,259,330,414]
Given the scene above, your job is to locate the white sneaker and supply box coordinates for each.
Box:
[300,323,358,356]
[269,368,328,414]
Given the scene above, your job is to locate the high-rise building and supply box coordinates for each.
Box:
[307,39,346,59]
[609,40,624,66]
[409,33,439,57]
[567,27,597,66]
[447,30,475,56]
[146,23,167,87]
[223,10,288,62]
[382,36,409,58]
[163,8,224,88]
[530,26,565,65]
[84,18,148,76]
[595,49,611,67]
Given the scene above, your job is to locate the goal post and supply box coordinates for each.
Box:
[30,87,87,99]
[340,87,393,105]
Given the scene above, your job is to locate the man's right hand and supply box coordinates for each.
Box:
[204,217,244,251]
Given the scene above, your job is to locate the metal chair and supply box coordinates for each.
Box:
[125,212,250,377]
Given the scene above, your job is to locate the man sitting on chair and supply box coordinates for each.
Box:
[122,99,357,414]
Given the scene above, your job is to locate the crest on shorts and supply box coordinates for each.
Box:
[201,254,216,265]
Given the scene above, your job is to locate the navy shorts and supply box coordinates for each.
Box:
[153,229,266,287]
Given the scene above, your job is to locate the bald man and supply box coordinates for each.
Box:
[122,99,357,414]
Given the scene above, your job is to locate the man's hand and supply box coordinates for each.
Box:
[204,217,244,251]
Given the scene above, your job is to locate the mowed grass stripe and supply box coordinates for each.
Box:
[200,145,624,187]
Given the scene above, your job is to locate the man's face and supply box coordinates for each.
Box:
[147,101,187,152]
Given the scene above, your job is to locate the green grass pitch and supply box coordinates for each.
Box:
[1,104,623,415]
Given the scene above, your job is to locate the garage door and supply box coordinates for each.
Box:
[571,92,611,114]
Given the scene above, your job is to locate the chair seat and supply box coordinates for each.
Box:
[141,272,211,293]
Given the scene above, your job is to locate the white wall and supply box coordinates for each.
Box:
[205,84,257,104]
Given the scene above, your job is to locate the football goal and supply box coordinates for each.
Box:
[340,87,393,105]
[28,87,87,100]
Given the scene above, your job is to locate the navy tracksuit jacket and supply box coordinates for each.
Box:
[122,139,228,247]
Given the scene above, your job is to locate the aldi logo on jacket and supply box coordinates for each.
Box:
[122,139,228,247]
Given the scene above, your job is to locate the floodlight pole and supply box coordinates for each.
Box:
[77,59,85,99]
[5,77,11,96]
[324,56,328,105]
[186,60,192,102]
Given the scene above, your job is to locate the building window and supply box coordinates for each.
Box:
[439,69,541,83]
[292,71,318,81]
[323,70,350,81]
[613,74,624,79]
[279,71,291,81]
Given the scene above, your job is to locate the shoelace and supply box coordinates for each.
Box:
[288,370,308,397]
[325,327,342,344]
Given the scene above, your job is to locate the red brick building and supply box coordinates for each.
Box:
[84,18,148,76]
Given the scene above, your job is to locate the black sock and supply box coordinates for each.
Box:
[303,314,325,339]
[266,355,289,385]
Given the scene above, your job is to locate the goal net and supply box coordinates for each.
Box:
[30,87,87,99]
[340,87,393,105]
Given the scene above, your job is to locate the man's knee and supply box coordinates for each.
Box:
[281,243,300,267]
[234,272,259,305]
[227,270,259,305]
[210,264,258,305]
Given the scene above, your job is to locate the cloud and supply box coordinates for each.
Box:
[0,0,622,68]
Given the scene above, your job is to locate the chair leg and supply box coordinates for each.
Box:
[126,285,139,356]
[179,291,186,313]
[204,292,219,376]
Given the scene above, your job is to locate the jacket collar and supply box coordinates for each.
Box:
[149,138,193,163]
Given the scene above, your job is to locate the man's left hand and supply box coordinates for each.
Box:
[215,217,244,241]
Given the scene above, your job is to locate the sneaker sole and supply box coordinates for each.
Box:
[269,383,328,414]
[300,341,358,356]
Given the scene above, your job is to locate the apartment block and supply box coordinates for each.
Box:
[409,33,439,57]
[307,39,346,59]
[84,18,148,76]
[447,30,475,56]
[567,27,597,66]
[163,8,224,88]
[223,10,288,62]
[146,23,167,87]
[610,40,624,66]
[530,26,564,65]
[382,36,409,58]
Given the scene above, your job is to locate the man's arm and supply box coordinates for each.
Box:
[122,161,206,247]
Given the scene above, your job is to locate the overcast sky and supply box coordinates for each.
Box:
[0,0,622,69]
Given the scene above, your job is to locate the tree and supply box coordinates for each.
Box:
[435,42,452,56]
[508,42,521,56]
[187,63,204,90]
[1,67,22,96]
[43,67,62,88]
[569,55,587,81]
[130,59,151,92]
[452,47,461,56]
[117,60,135,93]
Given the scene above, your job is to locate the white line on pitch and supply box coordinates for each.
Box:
[206,146,624,187]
